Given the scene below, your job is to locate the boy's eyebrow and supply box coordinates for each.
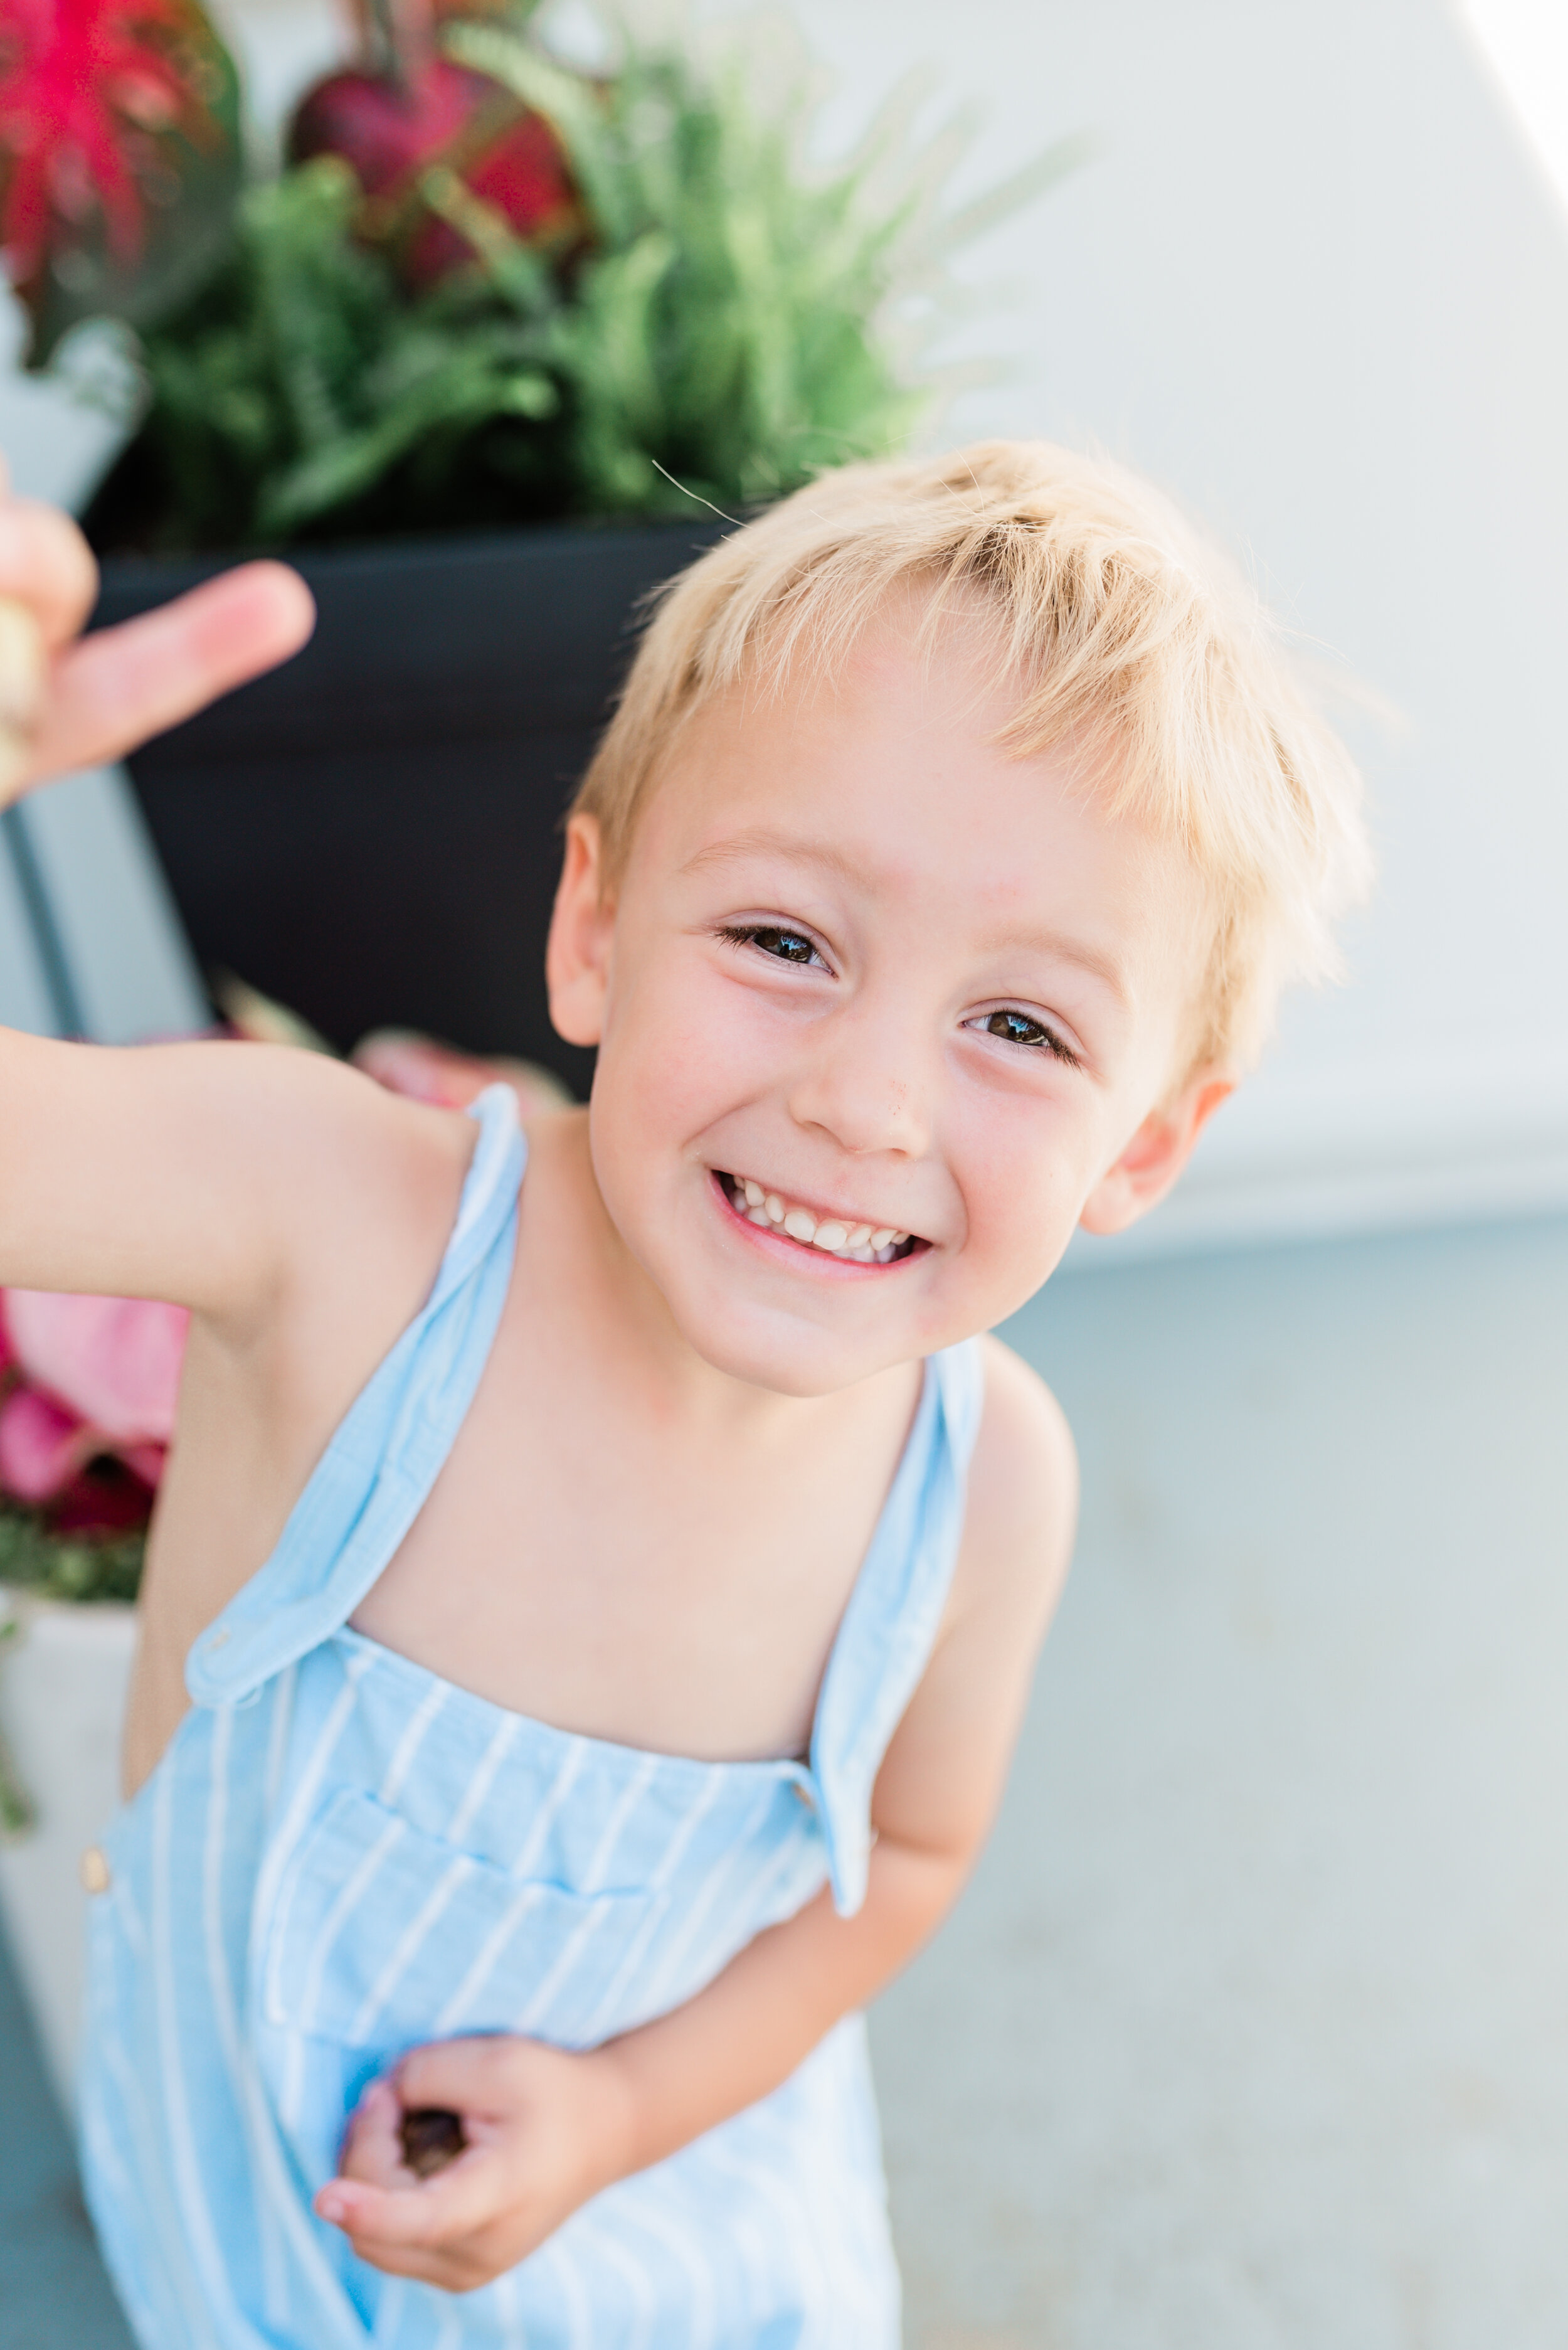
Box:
[682,829,866,891]
[682,828,1135,1006]
[990,923,1133,1007]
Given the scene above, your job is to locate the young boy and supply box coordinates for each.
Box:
[0,441,1367,2347]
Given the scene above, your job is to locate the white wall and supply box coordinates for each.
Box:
[5,0,1565,1255]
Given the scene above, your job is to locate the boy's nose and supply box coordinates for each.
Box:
[785,1008,932,1160]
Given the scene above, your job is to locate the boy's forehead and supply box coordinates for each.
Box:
[659,606,1029,817]
[635,634,1211,1006]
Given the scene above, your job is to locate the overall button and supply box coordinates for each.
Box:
[80,1845,112,1895]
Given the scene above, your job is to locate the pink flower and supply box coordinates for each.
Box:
[0,1385,92,1503]
[0,1288,188,1506]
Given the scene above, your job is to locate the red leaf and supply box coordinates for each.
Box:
[0,0,228,279]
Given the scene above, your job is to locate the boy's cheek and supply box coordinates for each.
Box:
[956,1204,1076,1327]
[600,968,782,1155]
[948,1102,1100,1288]
[593,1021,730,1199]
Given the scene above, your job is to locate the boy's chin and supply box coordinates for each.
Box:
[674,1302,911,1400]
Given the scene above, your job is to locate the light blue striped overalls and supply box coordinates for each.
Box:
[80,1088,985,2350]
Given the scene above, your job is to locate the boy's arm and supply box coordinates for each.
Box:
[0,1029,467,1316]
[0,486,399,1318]
[319,1338,1078,2292]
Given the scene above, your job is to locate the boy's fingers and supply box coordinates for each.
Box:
[339,2078,409,2188]
[0,498,99,647]
[332,2238,465,2288]
[317,2154,502,2249]
[393,2037,512,2115]
[24,561,314,781]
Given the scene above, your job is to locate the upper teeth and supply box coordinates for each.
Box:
[731,1176,909,1262]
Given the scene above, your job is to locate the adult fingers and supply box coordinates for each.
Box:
[0,497,99,648]
[23,561,314,784]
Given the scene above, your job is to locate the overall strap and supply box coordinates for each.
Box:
[187,1087,526,1708]
[808,1336,987,1915]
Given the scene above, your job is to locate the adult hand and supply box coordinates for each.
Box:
[0,482,314,807]
[316,2035,636,2292]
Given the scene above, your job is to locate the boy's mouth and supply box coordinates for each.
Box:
[717,1172,923,1263]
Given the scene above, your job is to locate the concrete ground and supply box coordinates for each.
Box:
[3,1211,1567,2346]
[876,1211,1568,2350]
[0,1911,132,2350]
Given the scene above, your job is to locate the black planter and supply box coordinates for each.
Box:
[91,521,726,1097]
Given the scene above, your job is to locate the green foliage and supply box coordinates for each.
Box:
[94,23,961,550]
[0,1504,145,1607]
[117,157,566,546]
[455,28,927,514]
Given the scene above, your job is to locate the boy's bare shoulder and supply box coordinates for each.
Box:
[236,1040,476,1191]
[156,1037,481,1321]
[244,1045,480,1289]
[0,1019,482,1319]
[950,1332,1079,1629]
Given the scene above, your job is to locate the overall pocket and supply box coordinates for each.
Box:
[263,1785,662,2053]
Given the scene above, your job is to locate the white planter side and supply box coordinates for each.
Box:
[0,1588,137,2114]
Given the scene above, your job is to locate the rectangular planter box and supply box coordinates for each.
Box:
[92,519,726,1093]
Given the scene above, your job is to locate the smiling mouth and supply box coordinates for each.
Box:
[718,1172,923,1263]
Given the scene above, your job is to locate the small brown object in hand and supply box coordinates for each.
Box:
[399,2106,467,2179]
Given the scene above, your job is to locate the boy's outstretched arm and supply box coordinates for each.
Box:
[0,484,460,1322]
[319,1341,1077,2294]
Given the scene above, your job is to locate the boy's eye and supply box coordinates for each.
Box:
[722,924,822,967]
[977,1009,1079,1065]
[987,1010,1046,1047]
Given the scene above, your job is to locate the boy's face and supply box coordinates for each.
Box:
[549,605,1224,1398]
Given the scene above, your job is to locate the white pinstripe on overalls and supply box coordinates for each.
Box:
[80,1088,985,2349]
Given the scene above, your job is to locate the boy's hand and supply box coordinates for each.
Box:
[315,2036,635,2292]
[0,482,314,807]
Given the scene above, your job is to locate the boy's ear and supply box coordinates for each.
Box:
[1078,1069,1234,1237]
[545,814,616,1048]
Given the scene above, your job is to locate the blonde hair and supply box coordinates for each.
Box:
[571,440,1372,1071]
